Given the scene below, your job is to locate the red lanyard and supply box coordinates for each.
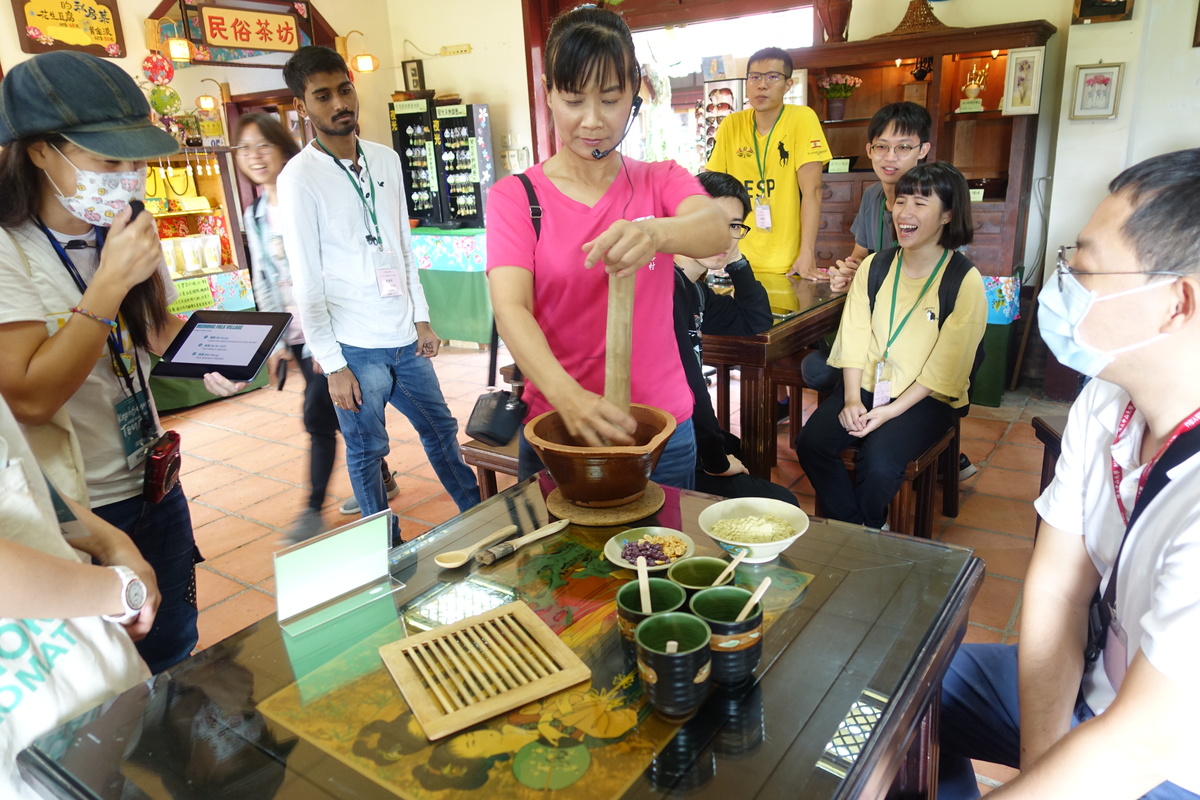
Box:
[1110,402,1200,525]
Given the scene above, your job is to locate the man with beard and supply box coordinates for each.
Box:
[278,47,478,541]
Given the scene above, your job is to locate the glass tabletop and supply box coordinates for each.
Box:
[22,476,977,800]
[756,274,843,323]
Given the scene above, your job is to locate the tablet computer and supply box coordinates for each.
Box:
[151,310,293,382]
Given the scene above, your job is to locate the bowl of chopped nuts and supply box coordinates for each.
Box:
[605,528,694,572]
[697,498,809,564]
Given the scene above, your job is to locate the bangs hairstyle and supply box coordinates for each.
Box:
[545,6,639,95]
[235,112,301,161]
[867,102,932,144]
[698,171,751,219]
[895,162,973,250]
[1108,148,1200,277]
[282,46,349,100]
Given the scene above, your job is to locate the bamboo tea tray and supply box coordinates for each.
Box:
[379,601,591,740]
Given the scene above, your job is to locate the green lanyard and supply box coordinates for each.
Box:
[883,248,949,361]
[752,107,785,187]
[315,138,383,248]
[878,193,897,251]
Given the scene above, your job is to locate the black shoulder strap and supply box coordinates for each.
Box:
[487,175,539,386]
[935,250,974,329]
[866,246,899,315]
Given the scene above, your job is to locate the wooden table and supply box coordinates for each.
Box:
[22,476,981,800]
[703,279,845,478]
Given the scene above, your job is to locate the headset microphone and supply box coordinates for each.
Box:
[591,95,643,160]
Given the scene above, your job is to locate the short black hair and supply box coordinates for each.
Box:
[282,46,349,100]
[747,47,793,76]
[896,162,973,250]
[867,102,932,144]
[234,112,300,161]
[698,171,751,219]
[1108,148,1200,276]
[544,6,639,96]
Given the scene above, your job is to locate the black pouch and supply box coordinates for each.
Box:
[465,389,527,447]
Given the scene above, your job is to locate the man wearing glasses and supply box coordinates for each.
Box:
[672,171,797,504]
[706,47,831,283]
[938,149,1200,799]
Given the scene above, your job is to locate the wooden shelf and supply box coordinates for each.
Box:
[819,117,873,125]
[171,265,242,280]
[154,207,222,219]
[944,110,1008,122]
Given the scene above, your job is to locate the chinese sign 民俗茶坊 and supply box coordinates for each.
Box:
[16,0,125,58]
[197,4,300,53]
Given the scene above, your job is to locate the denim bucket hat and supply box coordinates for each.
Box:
[0,51,180,159]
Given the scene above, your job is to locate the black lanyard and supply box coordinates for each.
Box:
[36,220,155,434]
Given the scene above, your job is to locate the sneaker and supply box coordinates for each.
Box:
[958,453,978,480]
[339,470,400,515]
[283,508,325,545]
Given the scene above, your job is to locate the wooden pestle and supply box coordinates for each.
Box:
[604,273,635,415]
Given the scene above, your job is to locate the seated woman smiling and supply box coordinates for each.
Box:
[796,162,986,529]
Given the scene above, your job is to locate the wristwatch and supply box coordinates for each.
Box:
[102,565,147,625]
[724,256,750,272]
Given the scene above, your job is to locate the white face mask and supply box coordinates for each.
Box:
[45,144,145,227]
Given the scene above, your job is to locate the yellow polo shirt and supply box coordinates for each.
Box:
[707,104,831,275]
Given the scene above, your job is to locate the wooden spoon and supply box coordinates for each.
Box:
[712,548,748,586]
[434,524,517,568]
[735,577,772,622]
[637,555,652,613]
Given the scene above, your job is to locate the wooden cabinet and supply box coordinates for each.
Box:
[788,19,1056,277]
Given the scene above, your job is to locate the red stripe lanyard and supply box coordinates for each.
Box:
[1111,402,1200,525]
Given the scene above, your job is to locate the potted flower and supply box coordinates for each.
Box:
[817,73,862,121]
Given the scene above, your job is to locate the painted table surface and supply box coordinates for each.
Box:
[22,475,980,800]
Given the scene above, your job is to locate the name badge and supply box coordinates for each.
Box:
[371,249,405,298]
[1102,612,1130,691]
[872,361,892,408]
[115,390,156,469]
[754,197,772,232]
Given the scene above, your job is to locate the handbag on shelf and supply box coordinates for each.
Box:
[464,174,539,447]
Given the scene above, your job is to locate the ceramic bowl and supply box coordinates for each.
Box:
[697,498,809,564]
[604,528,695,573]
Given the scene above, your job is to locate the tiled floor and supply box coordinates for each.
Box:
[166,343,1067,795]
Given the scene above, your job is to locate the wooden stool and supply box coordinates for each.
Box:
[818,420,960,538]
[460,438,519,501]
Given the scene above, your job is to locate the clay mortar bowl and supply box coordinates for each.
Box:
[525,404,676,507]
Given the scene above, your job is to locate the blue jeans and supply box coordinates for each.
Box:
[335,343,479,523]
[939,643,1200,799]
[518,418,697,491]
[91,483,199,674]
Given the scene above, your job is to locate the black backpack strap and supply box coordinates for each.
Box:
[865,246,899,315]
[488,175,540,386]
[935,250,974,329]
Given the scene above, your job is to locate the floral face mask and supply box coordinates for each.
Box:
[45,144,146,227]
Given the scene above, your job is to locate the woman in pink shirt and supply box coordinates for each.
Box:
[486,5,727,488]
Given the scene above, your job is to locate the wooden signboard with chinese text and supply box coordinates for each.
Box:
[196,3,301,52]
[12,0,125,57]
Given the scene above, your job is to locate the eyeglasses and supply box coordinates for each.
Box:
[235,142,278,155]
[730,223,751,240]
[746,71,787,84]
[1055,245,1180,292]
[868,143,919,157]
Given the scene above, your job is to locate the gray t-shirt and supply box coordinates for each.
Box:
[849,182,896,253]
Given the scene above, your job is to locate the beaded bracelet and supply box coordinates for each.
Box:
[70,306,118,330]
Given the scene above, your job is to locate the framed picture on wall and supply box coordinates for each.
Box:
[402,60,426,92]
[1072,0,1133,24]
[1001,46,1045,116]
[1070,63,1124,119]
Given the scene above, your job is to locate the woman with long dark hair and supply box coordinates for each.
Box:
[486,5,727,487]
[796,162,986,528]
[0,52,238,673]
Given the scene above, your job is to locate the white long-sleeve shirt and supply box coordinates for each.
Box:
[277,137,429,372]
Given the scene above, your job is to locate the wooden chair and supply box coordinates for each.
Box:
[816,420,961,538]
[769,349,823,441]
[460,438,520,502]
